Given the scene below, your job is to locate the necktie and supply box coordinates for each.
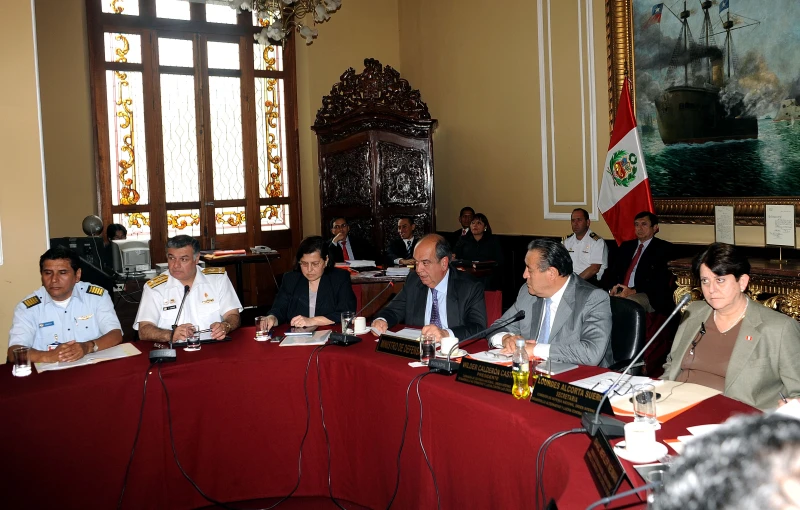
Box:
[539,298,552,344]
[430,288,443,328]
[405,240,413,258]
[340,242,349,261]
[462,228,467,236]
[623,243,644,287]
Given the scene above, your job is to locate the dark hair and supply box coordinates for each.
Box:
[459,207,475,216]
[398,216,415,225]
[329,217,347,229]
[166,235,200,255]
[40,246,80,273]
[691,242,750,281]
[295,236,330,269]
[106,223,127,240]
[652,414,800,510]
[572,208,589,221]
[472,213,492,234]
[527,238,573,276]
[634,211,659,226]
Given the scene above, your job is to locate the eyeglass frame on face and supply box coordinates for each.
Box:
[299,260,325,270]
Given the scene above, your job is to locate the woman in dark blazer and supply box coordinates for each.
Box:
[265,236,357,329]
[454,213,504,290]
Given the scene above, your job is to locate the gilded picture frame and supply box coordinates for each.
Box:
[606,0,800,226]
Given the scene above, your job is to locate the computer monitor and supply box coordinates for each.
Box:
[111,238,151,274]
[49,236,105,269]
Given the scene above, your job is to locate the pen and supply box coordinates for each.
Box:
[779,391,788,403]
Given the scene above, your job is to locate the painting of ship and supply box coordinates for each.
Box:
[654,0,758,144]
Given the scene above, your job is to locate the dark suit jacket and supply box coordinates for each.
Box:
[267,268,357,324]
[386,237,419,265]
[374,268,487,339]
[328,235,377,264]
[602,236,675,314]
[450,228,472,250]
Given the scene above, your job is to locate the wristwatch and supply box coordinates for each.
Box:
[91,341,99,353]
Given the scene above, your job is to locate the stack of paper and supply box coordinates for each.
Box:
[386,267,410,277]
[279,330,331,346]
[34,343,142,372]
[346,260,376,268]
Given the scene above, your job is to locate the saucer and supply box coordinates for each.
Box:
[436,348,467,358]
[613,441,669,464]
[353,328,370,335]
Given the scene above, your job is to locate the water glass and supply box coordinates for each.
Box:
[420,334,436,365]
[341,311,355,334]
[254,316,271,341]
[645,469,667,507]
[185,325,201,351]
[12,347,32,377]
[633,383,658,425]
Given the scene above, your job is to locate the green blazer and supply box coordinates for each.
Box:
[663,299,800,411]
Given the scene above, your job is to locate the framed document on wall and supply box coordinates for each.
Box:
[714,206,735,245]
[765,205,795,248]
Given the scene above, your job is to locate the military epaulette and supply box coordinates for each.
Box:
[202,267,226,275]
[565,233,574,239]
[147,274,169,288]
[22,296,41,309]
[86,284,105,296]
[589,232,602,241]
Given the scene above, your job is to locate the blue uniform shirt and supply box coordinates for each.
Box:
[8,282,122,352]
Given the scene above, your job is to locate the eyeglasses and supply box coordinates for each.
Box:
[299,261,324,270]
[331,224,348,230]
[591,378,633,397]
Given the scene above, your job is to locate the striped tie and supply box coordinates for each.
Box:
[430,288,443,328]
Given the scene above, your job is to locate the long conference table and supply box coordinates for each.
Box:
[1,327,758,509]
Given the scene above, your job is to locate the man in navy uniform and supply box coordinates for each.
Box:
[7,246,123,363]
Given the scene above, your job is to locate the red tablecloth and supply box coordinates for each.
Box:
[0,328,758,509]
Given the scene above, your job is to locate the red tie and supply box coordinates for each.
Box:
[341,242,349,261]
[623,243,644,287]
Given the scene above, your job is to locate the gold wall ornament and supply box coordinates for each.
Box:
[113,34,140,206]
[216,211,246,227]
[261,205,279,220]
[261,45,283,201]
[111,0,124,15]
[167,213,200,230]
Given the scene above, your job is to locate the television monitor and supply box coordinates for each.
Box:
[49,236,105,269]
[111,239,151,274]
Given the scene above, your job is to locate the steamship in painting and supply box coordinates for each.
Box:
[654,0,758,144]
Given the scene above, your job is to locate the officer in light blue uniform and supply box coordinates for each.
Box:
[7,246,123,364]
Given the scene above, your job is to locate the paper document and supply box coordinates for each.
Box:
[570,373,658,396]
[609,381,721,423]
[35,343,142,373]
[346,260,376,268]
[389,328,423,340]
[468,349,513,365]
[279,330,331,346]
[775,398,800,420]
[386,267,411,276]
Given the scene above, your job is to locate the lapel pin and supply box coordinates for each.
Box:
[746,335,753,342]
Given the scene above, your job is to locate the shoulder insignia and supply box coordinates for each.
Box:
[22,296,41,309]
[202,267,226,275]
[589,232,602,241]
[86,285,106,297]
[566,233,575,239]
[147,274,169,288]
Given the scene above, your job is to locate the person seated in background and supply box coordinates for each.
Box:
[263,236,357,330]
[450,206,474,247]
[563,208,607,285]
[328,217,377,264]
[103,223,127,269]
[372,234,486,342]
[7,246,123,363]
[490,238,612,367]
[386,216,418,266]
[134,235,241,342]
[663,243,800,411]
[603,211,674,313]
[651,414,800,510]
[454,212,504,290]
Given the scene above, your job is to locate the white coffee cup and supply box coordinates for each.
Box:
[440,336,459,356]
[353,316,367,333]
[624,421,657,452]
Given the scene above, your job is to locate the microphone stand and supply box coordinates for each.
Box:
[149,285,191,363]
[329,282,395,346]
[428,310,526,375]
[580,293,691,438]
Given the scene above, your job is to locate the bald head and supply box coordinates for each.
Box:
[413,234,450,289]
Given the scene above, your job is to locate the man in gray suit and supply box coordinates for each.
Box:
[490,238,613,367]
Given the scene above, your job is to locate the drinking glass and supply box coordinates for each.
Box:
[645,469,667,507]
[341,311,355,334]
[185,325,201,351]
[420,334,436,365]
[254,316,271,341]
[12,347,32,377]
[633,383,658,426]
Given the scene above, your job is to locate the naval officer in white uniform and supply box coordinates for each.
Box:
[562,208,607,285]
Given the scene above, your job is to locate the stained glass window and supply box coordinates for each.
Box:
[104,33,142,64]
[260,204,290,231]
[167,209,201,238]
[209,76,245,201]
[161,74,199,203]
[206,4,238,24]
[155,0,190,20]
[158,38,194,67]
[114,212,151,238]
[216,207,247,235]
[102,0,139,15]
[255,77,289,200]
[207,42,240,70]
[106,69,149,206]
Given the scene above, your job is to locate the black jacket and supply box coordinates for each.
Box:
[268,268,357,323]
[386,237,419,265]
[602,236,675,314]
[328,235,377,264]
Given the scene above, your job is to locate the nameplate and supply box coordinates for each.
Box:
[529,378,613,418]
[455,358,514,394]
[375,334,420,360]
[584,430,626,498]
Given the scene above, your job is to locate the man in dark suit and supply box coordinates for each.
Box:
[372,234,487,342]
[450,206,474,248]
[491,238,613,367]
[328,217,377,264]
[386,216,418,266]
[603,211,675,314]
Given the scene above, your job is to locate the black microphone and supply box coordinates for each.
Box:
[428,309,527,375]
[329,281,395,346]
[149,285,191,363]
[581,293,691,438]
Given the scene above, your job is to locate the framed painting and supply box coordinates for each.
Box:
[607,0,800,225]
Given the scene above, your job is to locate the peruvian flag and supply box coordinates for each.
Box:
[598,77,655,245]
